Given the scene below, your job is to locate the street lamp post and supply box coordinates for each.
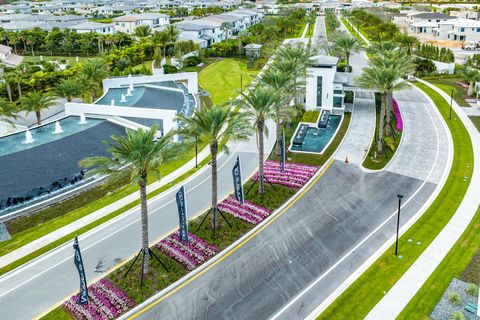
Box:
[449,89,453,120]
[195,134,198,168]
[240,74,243,96]
[395,194,404,256]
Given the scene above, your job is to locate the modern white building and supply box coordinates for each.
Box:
[68,21,114,34]
[436,18,480,42]
[407,12,456,34]
[112,13,170,34]
[0,44,23,67]
[305,54,346,114]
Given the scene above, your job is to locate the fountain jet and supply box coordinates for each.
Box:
[120,94,127,103]
[126,88,132,97]
[23,129,34,144]
[129,83,134,92]
[53,121,63,134]
[79,113,87,124]
[111,99,115,106]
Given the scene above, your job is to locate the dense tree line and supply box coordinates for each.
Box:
[416,43,454,63]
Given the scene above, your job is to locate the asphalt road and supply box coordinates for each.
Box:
[125,83,449,319]
[0,121,276,320]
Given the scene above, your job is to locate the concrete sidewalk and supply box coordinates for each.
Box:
[366,79,480,319]
[0,145,211,269]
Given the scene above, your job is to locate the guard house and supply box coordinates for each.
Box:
[305,54,346,114]
[244,43,262,59]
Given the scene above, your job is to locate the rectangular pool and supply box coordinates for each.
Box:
[290,115,342,154]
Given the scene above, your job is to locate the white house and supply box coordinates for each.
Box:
[436,18,480,42]
[305,54,345,114]
[113,13,170,34]
[407,12,456,34]
[0,44,23,67]
[69,22,114,35]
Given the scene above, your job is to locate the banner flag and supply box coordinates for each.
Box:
[176,186,189,242]
[232,156,244,205]
[73,236,88,305]
[280,129,286,172]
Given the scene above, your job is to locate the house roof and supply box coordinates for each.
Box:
[310,54,338,67]
[69,21,112,30]
[408,12,456,20]
[113,13,168,22]
[0,44,11,54]
[244,43,262,50]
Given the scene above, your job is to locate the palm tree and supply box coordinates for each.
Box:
[258,68,296,155]
[55,78,84,102]
[220,21,234,41]
[332,35,363,72]
[307,11,316,35]
[153,30,169,66]
[19,91,57,125]
[394,34,418,55]
[0,97,18,123]
[234,86,285,195]
[81,58,108,102]
[176,105,249,238]
[458,66,480,96]
[80,126,175,275]
[134,25,152,38]
[165,25,181,57]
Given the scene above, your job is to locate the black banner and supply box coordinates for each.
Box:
[232,156,244,205]
[176,186,189,242]
[73,236,88,305]
[280,129,286,172]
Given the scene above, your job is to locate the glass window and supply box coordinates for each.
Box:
[460,27,465,32]
[316,76,322,107]
[334,90,343,95]
[333,96,342,108]
[477,28,480,32]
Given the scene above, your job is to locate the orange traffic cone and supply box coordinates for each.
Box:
[345,155,349,164]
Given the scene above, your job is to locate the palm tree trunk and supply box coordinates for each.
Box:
[346,52,351,72]
[275,117,281,156]
[210,144,218,233]
[5,82,12,102]
[468,81,474,96]
[258,121,265,195]
[139,174,150,275]
[385,92,392,137]
[17,82,21,97]
[378,93,386,154]
[36,110,41,126]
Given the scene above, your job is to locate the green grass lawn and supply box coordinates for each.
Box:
[198,58,259,105]
[23,55,90,64]
[428,77,471,108]
[340,18,368,46]
[318,81,474,319]
[470,116,480,131]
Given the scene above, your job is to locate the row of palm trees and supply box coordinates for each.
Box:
[81,43,315,276]
[1,58,108,125]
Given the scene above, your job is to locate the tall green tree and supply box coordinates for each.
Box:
[55,78,84,102]
[307,11,316,35]
[177,105,249,238]
[332,35,363,72]
[458,66,480,96]
[19,91,57,125]
[81,58,108,102]
[0,97,18,123]
[234,86,285,195]
[394,34,419,55]
[80,126,176,275]
[220,21,234,40]
[134,25,152,38]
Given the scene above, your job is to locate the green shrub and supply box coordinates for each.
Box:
[162,64,178,74]
[448,291,462,306]
[301,110,320,123]
[451,311,465,320]
[466,283,479,296]
[344,90,354,104]
[183,56,201,67]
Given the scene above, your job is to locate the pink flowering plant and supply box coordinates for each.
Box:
[63,279,135,320]
[252,160,318,188]
[218,196,270,225]
[156,232,217,270]
[393,98,403,131]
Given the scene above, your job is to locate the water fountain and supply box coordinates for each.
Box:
[126,88,132,97]
[111,99,115,106]
[120,94,127,103]
[53,121,63,134]
[128,74,132,78]
[23,129,34,144]
[79,113,87,125]
[129,83,134,92]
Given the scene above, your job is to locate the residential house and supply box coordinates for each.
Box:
[437,18,480,42]
[407,12,456,34]
[0,44,24,67]
[113,13,170,34]
[69,21,114,34]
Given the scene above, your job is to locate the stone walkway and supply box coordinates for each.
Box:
[366,79,480,319]
[334,91,375,164]
[465,101,480,116]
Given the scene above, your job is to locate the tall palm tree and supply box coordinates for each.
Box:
[332,35,363,72]
[153,30,169,66]
[0,97,18,123]
[177,105,249,238]
[55,78,84,102]
[220,21,234,40]
[394,34,418,55]
[19,91,57,125]
[165,25,181,57]
[458,66,480,97]
[234,86,285,194]
[81,58,108,102]
[258,68,296,155]
[134,25,152,38]
[307,11,316,35]
[80,126,175,275]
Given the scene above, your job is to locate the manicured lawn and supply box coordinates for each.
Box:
[318,82,474,319]
[363,93,402,170]
[198,58,259,105]
[23,55,90,64]
[340,17,369,46]
[428,77,470,108]
[470,116,480,131]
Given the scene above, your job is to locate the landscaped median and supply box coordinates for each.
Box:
[40,112,352,320]
[318,81,473,320]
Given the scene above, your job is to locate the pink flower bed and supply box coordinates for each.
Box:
[252,161,318,188]
[218,196,270,225]
[393,98,403,131]
[156,232,217,271]
[63,279,135,320]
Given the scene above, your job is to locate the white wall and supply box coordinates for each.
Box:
[305,66,336,111]
[102,72,198,94]
[64,102,177,135]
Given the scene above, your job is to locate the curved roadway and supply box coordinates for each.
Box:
[124,84,450,319]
